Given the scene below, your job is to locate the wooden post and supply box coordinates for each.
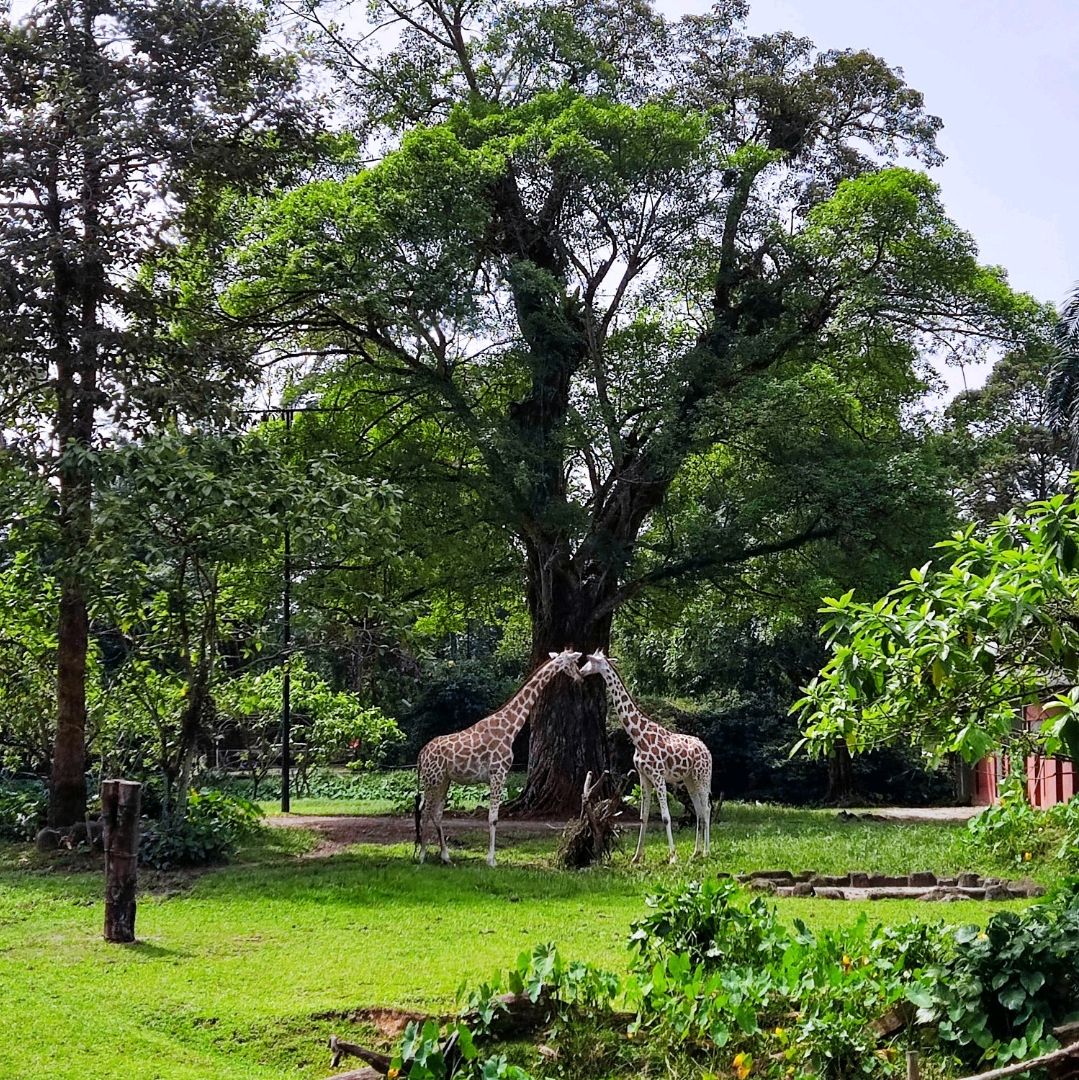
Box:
[906,1050,921,1080]
[102,779,141,943]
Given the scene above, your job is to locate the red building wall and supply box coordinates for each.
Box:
[972,705,1077,808]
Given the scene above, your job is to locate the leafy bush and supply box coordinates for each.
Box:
[216,660,405,768]
[0,780,47,841]
[139,789,263,869]
[966,775,1079,870]
[627,879,941,1079]
[381,882,1079,1080]
[910,885,1079,1068]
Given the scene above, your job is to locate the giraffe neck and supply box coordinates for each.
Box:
[502,659,561,735]
[598,665,647,745]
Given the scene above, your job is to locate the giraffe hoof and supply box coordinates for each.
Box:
[668,854,678,865]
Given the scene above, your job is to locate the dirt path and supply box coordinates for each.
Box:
[267,812,567,855]
[268,804,980,856]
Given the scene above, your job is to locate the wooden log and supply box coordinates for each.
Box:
[955,1040,1079,1080]
[329,1036,393,1072]
[101,779,141,943]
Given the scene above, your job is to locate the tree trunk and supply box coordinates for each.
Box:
[50,577,89,826]
[102,778,141,943]
[825,743,856,806]
[173,670,212,822]
[508,559,614,817]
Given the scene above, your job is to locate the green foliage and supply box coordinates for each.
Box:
[797,489,1079,764]
[966,777,1079,871]
[381,877,1079,1079]
[629,879,787,970]
[219,767,524,813]
[942,345,1070,523]
[0,554,66,775]
[625,879,942,1078]
[909,887,1079,1068]
[216,660,404,767]
[0,780,47,841]
[138,789,263,869]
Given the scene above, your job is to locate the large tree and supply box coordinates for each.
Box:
[0,0,316,822]
[222,0,1042,812]
[944,345,1070,522]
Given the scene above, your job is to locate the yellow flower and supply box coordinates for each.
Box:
[1023,851,1032,862]
[977,931,988,941]
[841,954,852,971]
[773,1026,786,1037]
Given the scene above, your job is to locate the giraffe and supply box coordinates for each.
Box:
[579,651,712,863]
[415,648,583,867]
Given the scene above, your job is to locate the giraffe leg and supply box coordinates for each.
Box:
[486,770,507,869]
[689,786,709,858]
[653,779,676,864]
[632,776,652,863]
[420,781,445,864]
[430,781,451,864]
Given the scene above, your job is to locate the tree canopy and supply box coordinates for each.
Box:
[213,0,1046,810]
[0,0,317,822]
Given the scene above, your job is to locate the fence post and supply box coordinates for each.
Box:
[102,779,141,943]
[906,1050,921,1080]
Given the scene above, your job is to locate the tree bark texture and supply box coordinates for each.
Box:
[50,577,89,826]
[509,556,614,816]
[825,744,856,806]
[102,779,141,943]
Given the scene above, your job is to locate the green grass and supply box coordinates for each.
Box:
[0,804,1044,1080]
[258,797,401,816]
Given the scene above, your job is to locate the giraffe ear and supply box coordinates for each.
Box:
[549,652,559,660]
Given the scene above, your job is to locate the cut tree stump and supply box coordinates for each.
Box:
[101,779,141,943]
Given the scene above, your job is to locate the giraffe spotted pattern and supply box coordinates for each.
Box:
[416,648,583,867]
[580,651,712,863]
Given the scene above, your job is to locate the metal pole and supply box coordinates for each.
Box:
[281,406,293,814]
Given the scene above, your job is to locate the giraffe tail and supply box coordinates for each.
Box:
[413,772,423,859]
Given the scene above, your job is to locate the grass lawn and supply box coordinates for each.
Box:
[0,804,1046,1080]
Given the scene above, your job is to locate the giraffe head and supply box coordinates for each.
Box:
[547,647,584,683]
[579,650,615,679]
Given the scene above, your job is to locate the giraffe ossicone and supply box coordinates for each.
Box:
[415,648,583,867]
[579,651,713,864]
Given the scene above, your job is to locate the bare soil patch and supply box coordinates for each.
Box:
[267,811,565,856]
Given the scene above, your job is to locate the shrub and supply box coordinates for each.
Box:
[966,775,1079,870]
[0,780,47,841]
[381,882,1079,1080]
[910,885,1079,1068]
[139,789,263,869]
[627,879,942,1079]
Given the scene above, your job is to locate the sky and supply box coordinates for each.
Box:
[665,0,1078,392]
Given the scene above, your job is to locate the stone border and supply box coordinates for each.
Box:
[720,870,1044,901]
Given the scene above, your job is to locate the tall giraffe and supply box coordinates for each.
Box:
[415,649,583,867]
[580,651,712,863]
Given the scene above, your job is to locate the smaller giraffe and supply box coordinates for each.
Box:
[416,648,583,867]
[579,651,712,863]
